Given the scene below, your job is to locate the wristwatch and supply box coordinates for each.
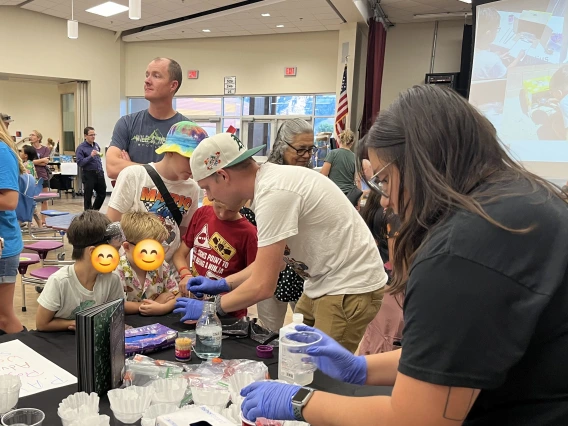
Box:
[292,387,315,422]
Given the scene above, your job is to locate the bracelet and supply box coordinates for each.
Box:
[178,266,189,275]
[179,273,191,280]
[215,295,227,317]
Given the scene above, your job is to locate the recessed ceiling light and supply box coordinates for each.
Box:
[202,29,211,32]
[458,0,471,3]
[86,1,129,17]
[276,24,284,28]
[261,13,271,17]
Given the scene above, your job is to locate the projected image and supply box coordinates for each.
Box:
[473,1,568,82]
[470,0,568,162]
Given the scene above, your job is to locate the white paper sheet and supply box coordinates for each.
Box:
[0,339,77,397]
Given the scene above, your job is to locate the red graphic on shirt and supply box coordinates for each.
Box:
[194,224,210,249]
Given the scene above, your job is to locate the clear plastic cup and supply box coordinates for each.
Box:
[0,376,21,415]
[1,408,45,426]
[280,331,321,374]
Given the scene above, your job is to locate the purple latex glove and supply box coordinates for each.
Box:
[173,297,204,322]
[287,325,367,385]
[187,276,230,298]
[241,381,300,422]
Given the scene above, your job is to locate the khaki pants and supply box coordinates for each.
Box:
[257,296,297,332]
[295,287,384,353]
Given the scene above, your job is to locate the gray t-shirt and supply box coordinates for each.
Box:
[324,148,356,193]
[110,109,188,164]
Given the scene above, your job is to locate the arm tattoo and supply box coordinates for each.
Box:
[443,387,476,421]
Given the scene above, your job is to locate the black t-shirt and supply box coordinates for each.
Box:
[399,179,568,425]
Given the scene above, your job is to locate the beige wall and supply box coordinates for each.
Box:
[381,20,464,108]
[124,31,339,97]
[0,79,60,147]
[0,7,122,150]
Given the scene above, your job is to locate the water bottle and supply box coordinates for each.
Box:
[278,313,313,385]
[195,302,222,359]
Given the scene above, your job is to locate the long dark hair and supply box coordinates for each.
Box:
[364,85,566,294]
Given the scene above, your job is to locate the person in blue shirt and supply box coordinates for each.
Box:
[0,120,25,334]
[76,126,107,211]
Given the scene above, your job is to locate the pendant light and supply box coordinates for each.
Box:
[129,0,141,20]
[67,0,78,39]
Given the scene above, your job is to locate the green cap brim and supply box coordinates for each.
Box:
[226,145,266,167]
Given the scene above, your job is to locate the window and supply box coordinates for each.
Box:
[175,98,222,116]
[126,94,337,141]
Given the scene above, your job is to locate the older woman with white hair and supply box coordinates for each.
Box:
[239,119,315,331]
[267,118,315,168]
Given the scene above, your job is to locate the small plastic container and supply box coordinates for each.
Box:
[240,411,255,426]
[175,332,193,362]
[279,331,322,386]
[1,408,45,426]
[0,375,21,415]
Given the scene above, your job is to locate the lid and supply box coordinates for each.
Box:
[292,313,304,324]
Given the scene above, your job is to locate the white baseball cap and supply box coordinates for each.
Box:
[190,132,265,182]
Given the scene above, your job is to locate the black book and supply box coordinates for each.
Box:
[76,298,125,396]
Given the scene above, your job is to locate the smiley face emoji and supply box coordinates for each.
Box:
[91,244,119,273]
[133,239,165,271]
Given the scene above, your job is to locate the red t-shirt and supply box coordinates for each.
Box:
[183,205,258,318]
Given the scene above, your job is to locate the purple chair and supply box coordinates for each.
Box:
[23,241,64,265]
[19,254,59,312]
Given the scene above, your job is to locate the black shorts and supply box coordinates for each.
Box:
[41,179,49,188]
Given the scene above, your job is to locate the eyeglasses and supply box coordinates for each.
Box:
[285,141,316,157]
[368,160,395,198]
[87,134,96,137]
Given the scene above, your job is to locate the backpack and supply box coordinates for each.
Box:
[16,174,44,222]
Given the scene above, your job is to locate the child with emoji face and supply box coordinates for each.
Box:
[36,211,124,332]
[114,211,180,315]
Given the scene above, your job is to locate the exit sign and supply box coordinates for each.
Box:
[187,70,199,79]
[285,67,297,77]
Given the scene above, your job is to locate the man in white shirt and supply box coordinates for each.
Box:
[175,133,387,352]
[106,121,208,263]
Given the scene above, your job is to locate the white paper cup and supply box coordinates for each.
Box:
[141,403,179,426]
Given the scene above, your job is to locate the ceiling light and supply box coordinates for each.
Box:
[67,0,78,39]
[202,29,211,32]
[458,0,471,3]
[129,0,141,19]
[86,1,128,17]
[261,13,270,17]
[276,24,284,28]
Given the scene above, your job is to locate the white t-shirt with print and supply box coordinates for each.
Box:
[251,163,388,299]
[37,265,124,320]
[108,163,199,262]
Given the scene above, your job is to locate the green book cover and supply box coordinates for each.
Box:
[76,299,125,396]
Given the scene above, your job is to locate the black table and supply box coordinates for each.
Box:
[3,314,391,425]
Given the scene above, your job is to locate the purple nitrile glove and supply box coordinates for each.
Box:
[173,297,204,322]
[240,381,300,422]
[287,325,368,385]
[187,276,230,298]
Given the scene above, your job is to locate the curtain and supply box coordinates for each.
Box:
[76,81,90,194]
[457,24,473,98]
[360,19,387,137]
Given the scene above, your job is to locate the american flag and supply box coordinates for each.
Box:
[335,64,348,137]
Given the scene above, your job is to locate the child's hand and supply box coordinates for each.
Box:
[139,299,167,316]
[155,292,174,304]
[179,276,190,297]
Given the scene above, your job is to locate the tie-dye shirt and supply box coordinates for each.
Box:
[114,255,179,302]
